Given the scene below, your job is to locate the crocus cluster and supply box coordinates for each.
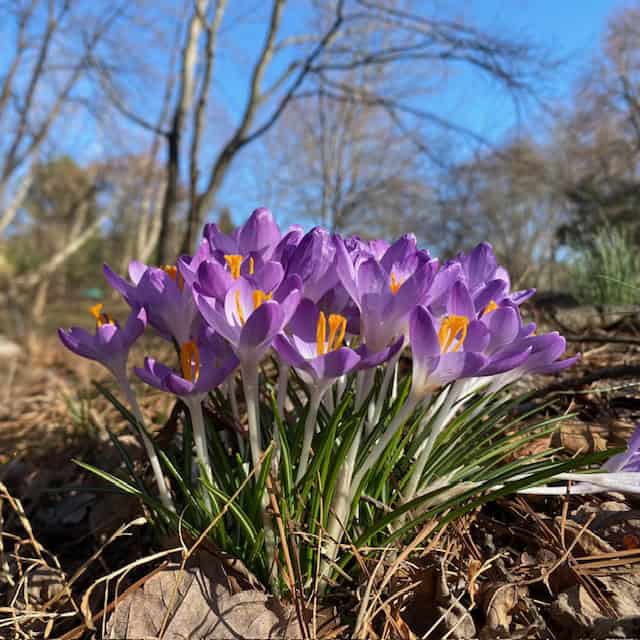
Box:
[59,207,582,576]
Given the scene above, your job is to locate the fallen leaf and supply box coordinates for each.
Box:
[481,583,527,633]
[106,550,302,639]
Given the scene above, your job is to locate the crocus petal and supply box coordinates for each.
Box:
[426,263,462,310]
[135,357,175,391]
[534,354,580,375]
[196,260,234,300]
[288,298,320,344]
[480,346,532,376]
[165,374,196,395]
[238,207,280,256]
[380,234,417,273]
[448,281,475,319]
[249,260,284,293]
[474,279,508,313]
[431,352,487,388]
[273,334,310,370]
[334,235,359,305]
[390,259,437,319]
[128,260,148,284]
[103,263,136,301]
[357,258,387,297]
[410,306,441,361]
[464,320,490,352]
[238,301,284,353]
[509,288,536,305]
[276,281,302,326]
[357,336,404,369]
[58,327,98,361]
[195,292,241,345]
[485,306,520,352]
[310,347,361,379]
[121,306,147,349]
[467,242,497,289]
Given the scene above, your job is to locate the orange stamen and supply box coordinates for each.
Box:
[234,290,245,325]
[89,303,113,327]
[438,315,469,352]
[328,314,347,350]
[162,264,184,290]
[390,273,403,295]
[316,311,327,356]
[224,254,243,279]
[180,341,200,383]
[483,299,498,315]
[252,289,272,310]
[249,256,255,275]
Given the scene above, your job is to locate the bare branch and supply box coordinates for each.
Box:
[14,214,107,289]
[0,163,35,236]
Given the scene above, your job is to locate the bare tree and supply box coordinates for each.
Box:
[96,0,550,261]
[0,0,127,310]
[552,3,640,246]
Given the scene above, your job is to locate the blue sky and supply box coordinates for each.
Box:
[0,0,631,228]
[436,0,630,138]
[212,0,632,221]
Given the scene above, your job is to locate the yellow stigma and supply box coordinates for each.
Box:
[162,264,184,290]
[328,314,347,351]
[316,312,347,355]
[316,311,327,356]
[438,315,469,353]
[483,299,498,315]
[234,290,246,325]
[224,254,243,279]
[180,341,200,383]
[249,256,255,275]
[89,303,114,328]
[390,272,403,295]
[252,289,272,310]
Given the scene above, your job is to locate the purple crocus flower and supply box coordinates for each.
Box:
[409,305,487,397]
[204,207,282,271]
[195,269,302,367]
[436,281,533,378]
[58,304,147,382]
[59,303,177,512]
[273,299,361,383]
[484,331,580,392]
[335,233,440,352]
[103,261,199,345]
[273,224,305,267]
[135,327,238,397]
[273,298,364,482]
[453,242,535,311]
[285,227,339,303]
[604,424,640,472]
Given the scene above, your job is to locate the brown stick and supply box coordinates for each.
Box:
[565,335,640,346]
[530,364,640,400]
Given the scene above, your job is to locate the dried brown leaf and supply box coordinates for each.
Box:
[106,551,301,639]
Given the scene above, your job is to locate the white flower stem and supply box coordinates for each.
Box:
[349,395,420,503]
[391,358,399,401]
[240,364,277,585]
[402,387,459,507]
[372,350,402,426]
[241,365,264,470]
[355,368,375,411]
[184,396,214,509]
[321,423,362,590]
[296,386,326,484]
[276,362,290,419]
[120,380,175,513]
[226,376,244,456]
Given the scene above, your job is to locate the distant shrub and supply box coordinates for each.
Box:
[570,226,640,305]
